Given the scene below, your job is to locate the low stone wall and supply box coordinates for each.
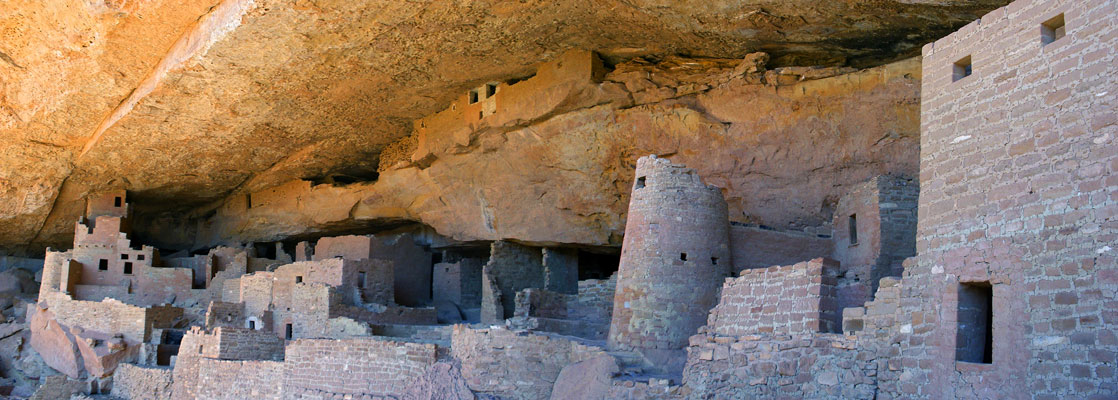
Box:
[282,337,436,398]
[706,258,841,336]
[451,326,608,400]
[195,359,284,400]
[569,275,615,324]
[683,333,876,399]
[109,363,173,400]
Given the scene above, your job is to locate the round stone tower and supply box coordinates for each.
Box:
[608,155,732,352]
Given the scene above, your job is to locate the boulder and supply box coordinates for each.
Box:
[550,355,619,400]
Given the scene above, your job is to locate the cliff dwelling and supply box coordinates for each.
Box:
[0,0,1114,398]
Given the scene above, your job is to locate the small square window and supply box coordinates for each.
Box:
[121,254,129,260]
[137,254,145,261]
[680,253,688,261]
[468,90,479,104]
[98,259,108,271]
[1042,14,1066,45]
[953,56,972,82]
[485,83,497,97]
[635,176,646,189]
[295,276,303,284]
[711,257,718,265]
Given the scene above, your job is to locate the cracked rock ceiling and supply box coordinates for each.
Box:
[0,0,1008,253]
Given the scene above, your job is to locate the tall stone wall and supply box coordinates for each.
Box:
[608,155,732,351]
[831,175,918,311]
[542,247,578,295]
[705,258,841,336]
[482,241,545,319]
[875,0,1118,397]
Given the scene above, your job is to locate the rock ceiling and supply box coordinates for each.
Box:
[0,0,1009,253]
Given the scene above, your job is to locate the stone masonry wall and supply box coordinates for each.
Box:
[909,0,1118,398]
[110,363,173,400]
[609,155,732,351]
[683,332,877,399]
[194,359,284,400]
[40,291,150,343]
[482,241,545,319]
[281,337,436,399]
[706,258,841,336]
[568,275,615,325]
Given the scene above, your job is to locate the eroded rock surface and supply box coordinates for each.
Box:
[192,54,922,248]
[1,1,1008,253]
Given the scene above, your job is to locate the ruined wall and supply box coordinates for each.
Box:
[110,363,173,400]
[729,225,834,272]
[542,248,578,295]
[706,258,841,336]
[195,359,284,400]
[171,327,285,400]
[831,175,918,311]
[281,338,436,399]
[683,332,876,398]
[482,241,545,319]
[314,234,432,307]
[451,326,608,400]
[568,275,616,326]
[204,301,245,329]
[39,292,152,343]
[609,155,732,351]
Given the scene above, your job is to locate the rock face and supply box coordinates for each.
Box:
[549,355,619,400]
[0,1,1009,253]
[190,54,923,248]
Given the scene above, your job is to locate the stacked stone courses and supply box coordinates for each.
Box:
[609,155,732,351]
[907,0,1116,397]
[706,258,841,336]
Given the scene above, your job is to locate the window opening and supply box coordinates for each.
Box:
[956,282,994,364]
[849,214,859,245]
[1041,14,1066,45]
[953,56,972,82]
